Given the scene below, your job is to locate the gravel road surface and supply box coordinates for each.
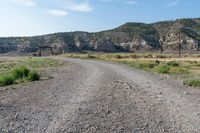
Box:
[1,58,200,133]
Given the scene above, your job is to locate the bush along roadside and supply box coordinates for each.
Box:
[184,79,200,88]
[0,66,40,87]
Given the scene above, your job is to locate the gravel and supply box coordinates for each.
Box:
[1,58,200,132]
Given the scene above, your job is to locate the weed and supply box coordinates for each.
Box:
[184,79,200,87]
[156,65,170,73]
[0,66,40,87]
[0,74,15,87]
[115,54,123,59]
[130,54,138,58]
[138,62,157,69]
[144,54,153,58]
[28,71,40,81]
[13,67,30,79]
[106,54,112,59]
[194,63,200,67]
[155,60,160,64]
[155,55,167,58]
[167,61,179,67]
[170,67,188,74]
[187,61,197,64]
[87,54,96,59]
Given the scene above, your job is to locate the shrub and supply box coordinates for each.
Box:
[13,67,30,79]
[138,62,156,69]
[187,61,195,64]
[155,55,167,58]
[167,61,179,67]
[28,71,40,81]
[115,54,123,59]
[144,54,153,58]
[170,67,188,74]
[148,63,156,68]
[106,54,112,59]
[130,54,138,59]
[0,75,15,87]
[120,60,128,64]
[148,54,153,58]
[156,65,170,73]
[87,54,96,59]
[0,66,40,87]
[155,60,160,64]
[183,54,189,58]
[195,55,200,58]
[184,79,200,87]
[69,54,74,57]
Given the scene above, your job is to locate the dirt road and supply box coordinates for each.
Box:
[1,58,200,132]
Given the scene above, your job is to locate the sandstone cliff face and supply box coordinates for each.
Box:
[0,18,200,55]
[118,36,154,52]
[162,33,199,50]
[94,38,118,52]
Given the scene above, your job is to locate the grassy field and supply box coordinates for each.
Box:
[65,53,200,88]
[0,57,68,87]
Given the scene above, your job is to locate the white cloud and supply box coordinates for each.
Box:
[166,0,180,7]
[99,0,112,2]
[67,2,93,12]
[51,0,93,12]
[99,0,139,5]
[1,0,36,7]
[47,9,68,16]
[125,0,138,5]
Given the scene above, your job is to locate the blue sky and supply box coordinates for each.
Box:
[0,0,199,37]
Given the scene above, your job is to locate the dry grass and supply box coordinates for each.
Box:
[65,53,200,87]
[0,56,69,83]
[0,56,68,87]
[0,57,67,74]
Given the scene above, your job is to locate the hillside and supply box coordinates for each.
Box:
[0,18,200,55]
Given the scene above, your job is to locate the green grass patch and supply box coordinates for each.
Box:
[156,65,170,74]
[141,62,157,68]
[87,54,97,59]
[184,79,200,87]
[26,57,63,69]
[0,57,68,87]
[13,67,30,79]
[28,71,40,81]
[0,57,67,75]
[0,74,15,87]
[167,61,179,67]
[0,66,40,87]
[169,67,188,74]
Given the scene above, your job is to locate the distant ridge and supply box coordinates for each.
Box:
[0,18,200,55]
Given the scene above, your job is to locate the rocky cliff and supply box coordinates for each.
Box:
[0,18,200,55]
